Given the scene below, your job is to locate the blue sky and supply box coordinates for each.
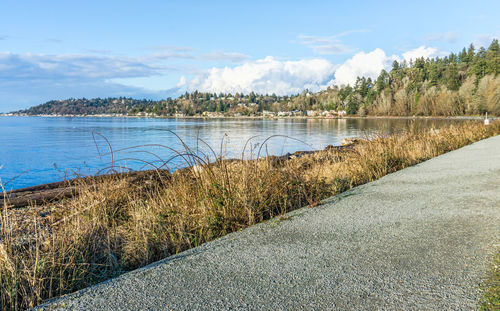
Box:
[0,0,499,112]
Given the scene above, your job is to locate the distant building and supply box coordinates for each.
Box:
[290,110,303,116]
[277,111,291,117]
[262,110,276,117]
[321,110,337,118]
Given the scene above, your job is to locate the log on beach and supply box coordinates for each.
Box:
[1,170,171,208]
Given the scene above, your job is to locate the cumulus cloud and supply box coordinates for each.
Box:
[402,46,448,62]
[426,31,460,43]
[188,56,337,95]
[333,49,399,86]
[188,45,449,93]
[176,75,187,88]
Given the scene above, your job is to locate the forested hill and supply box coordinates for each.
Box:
[15,40,500,117]
[15,98,158,115]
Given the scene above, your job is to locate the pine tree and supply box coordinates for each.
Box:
[486,39,500,75]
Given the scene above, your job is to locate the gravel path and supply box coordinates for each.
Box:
[39,135,500,310]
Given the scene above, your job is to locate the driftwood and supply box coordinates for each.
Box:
[1,170,170,208]
[1,186,78,208]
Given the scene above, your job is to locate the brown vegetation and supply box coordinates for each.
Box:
[1,120,500,310]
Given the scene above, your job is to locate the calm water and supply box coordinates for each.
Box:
[0,116,468,190]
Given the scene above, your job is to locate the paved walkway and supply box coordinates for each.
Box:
[39,135,500,310]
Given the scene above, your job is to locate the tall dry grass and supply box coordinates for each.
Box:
[368,74,500,117]
[1,120,500,310]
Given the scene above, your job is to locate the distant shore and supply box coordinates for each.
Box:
[0,113,494,120]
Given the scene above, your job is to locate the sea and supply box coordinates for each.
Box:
[0,116,469,190]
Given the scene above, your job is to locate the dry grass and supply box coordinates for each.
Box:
[1,120,500,310]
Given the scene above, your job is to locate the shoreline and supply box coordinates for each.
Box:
[0,144,351,206]
[0,113,494,120]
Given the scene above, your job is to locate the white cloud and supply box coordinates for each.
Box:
[176,75,187,88]
[0,48,252,83]
[426,31,460,43]
[188,56,337,95]
[402,46,448,62]
[0,52,164,81]
[188,46,451,93]
[473,34,500,48]
[333,49,399,86]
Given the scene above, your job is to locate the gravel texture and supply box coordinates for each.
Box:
[38,135,500,310]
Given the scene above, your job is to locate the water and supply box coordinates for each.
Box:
[0,116,468,190]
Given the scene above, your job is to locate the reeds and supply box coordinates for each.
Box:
[1,120,500,310]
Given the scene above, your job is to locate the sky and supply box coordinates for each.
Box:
[0,0,499,112]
